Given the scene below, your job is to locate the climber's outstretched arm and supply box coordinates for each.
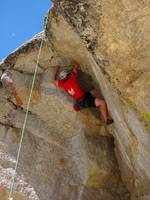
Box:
[72,62,80,73]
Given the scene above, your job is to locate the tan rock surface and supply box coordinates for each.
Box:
[46,1,150,199]
[0,33,129,199]
[0,0,149,199]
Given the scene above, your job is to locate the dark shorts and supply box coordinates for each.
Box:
[76,92,96,108]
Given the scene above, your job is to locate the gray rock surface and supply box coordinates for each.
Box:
[46,1,150,199]
[0,34,129,199]
[0,0,149,199]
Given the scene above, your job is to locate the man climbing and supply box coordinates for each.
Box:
[1,69,23,107]
[54,63,113,125]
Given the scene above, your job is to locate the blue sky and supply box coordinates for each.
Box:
[0,0,52,61]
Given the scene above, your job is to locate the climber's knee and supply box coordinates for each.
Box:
[95,98,106,108]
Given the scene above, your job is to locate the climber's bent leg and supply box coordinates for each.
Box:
[74,91,114,125]
[95,98,114,125]
[95,98,108,122]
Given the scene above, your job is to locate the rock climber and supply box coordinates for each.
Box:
[1,69,23,107]
[53,63,113,125]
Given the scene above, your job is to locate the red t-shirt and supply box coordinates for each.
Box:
[58,72,84,100]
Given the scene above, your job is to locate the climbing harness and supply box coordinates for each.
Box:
[8,15,49,200]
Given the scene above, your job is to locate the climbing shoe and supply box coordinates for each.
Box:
[106,118,114,125]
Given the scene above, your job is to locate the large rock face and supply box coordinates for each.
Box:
[0,0,149,199]
[0,34,129,200]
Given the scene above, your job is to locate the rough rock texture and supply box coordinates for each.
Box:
[0,33,129,200]
[46,1,150,199]
[0,0,149,200]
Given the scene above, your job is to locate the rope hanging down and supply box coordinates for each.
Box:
[8,15,49,200]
